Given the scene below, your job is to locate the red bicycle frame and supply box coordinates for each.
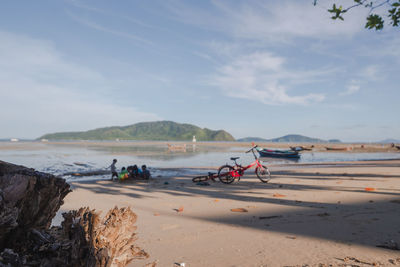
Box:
[218,145,271,184]
[228,148,264,179]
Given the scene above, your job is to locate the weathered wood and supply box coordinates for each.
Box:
[0,160,71,249]
[0,161,148,267]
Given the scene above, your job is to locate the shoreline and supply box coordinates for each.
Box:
[59,159,400,266]
[1,140,399,153]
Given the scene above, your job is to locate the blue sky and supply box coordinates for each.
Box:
[0,0,399,142]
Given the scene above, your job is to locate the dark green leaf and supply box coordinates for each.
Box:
[365,14,384,30]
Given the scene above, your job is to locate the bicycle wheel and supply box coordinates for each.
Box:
[192,175,209,183]
[256,165,271,183]
[218,165,235,184]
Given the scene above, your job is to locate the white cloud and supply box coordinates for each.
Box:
[212,52,325,105]
[167,0,366,42]
[360,65,382,81]
[0,31,160,138]
[340,81,360,96]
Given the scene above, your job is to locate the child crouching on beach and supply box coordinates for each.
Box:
[119,167,129,181]
[141,165,151,180]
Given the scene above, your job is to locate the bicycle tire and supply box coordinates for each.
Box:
[192,175,209,183]
[218,165,235,184]
[256,165,271,183]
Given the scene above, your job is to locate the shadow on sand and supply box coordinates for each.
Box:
[70,161,400,251]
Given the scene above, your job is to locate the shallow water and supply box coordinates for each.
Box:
[1,141,399,182]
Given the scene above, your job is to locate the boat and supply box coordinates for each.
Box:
[256,147,300,158]
[290,146,313,151]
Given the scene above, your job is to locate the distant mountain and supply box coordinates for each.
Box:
[236,137,269,142]
[379,138,400,143]
[38,121,235,141]
[237,134,337,143]
[267,134,328,143]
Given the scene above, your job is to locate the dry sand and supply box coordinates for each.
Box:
[59,160,400,267]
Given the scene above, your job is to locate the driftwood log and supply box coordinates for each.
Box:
[0,160,148,267]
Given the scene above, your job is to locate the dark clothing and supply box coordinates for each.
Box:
[142,169,151,179]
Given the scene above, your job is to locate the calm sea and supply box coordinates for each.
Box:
[1,141,399,182]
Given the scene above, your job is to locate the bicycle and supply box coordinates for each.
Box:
[192,172,218,183]
[218,145,271,184]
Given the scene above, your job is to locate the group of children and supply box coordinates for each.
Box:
[109,159,151,181]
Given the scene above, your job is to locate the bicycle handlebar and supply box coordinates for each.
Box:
[245,145,258,153]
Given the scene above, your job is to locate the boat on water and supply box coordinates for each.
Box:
[290,146,313,151]
[256,147,300,158]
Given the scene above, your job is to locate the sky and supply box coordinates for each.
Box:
[0,0,399,142]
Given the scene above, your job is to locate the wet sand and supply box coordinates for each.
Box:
[59,159,400,267]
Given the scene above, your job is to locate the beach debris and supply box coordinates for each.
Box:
[0,160,148,267]
[259,215,282,220]
[231,208,248,212]
[377,240,400,250]
[273,193,286,197]
[246,205,257,209]
[62,206,149,265]
[339,256,381,266]
[62,169,109,177]
[164,181,169,185]
[285,236,296,239]
[388,258,400,265]
[214,199,219,202]
[174,206,184,212]
[154,213,160,216]
[365,187,376,191]
[145,260,158,267]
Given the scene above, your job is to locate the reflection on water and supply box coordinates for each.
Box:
[0,141,399,182]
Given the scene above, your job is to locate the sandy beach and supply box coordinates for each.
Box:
[57,159,400,267]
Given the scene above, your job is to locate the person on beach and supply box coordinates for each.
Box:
[109,159,118,181]
[119,167,129,181]
[128,164,142,179]
[141,165,151,180]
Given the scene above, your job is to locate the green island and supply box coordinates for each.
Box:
[38,121,235,141]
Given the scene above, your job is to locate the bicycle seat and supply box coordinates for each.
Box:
[230,157,240,161]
